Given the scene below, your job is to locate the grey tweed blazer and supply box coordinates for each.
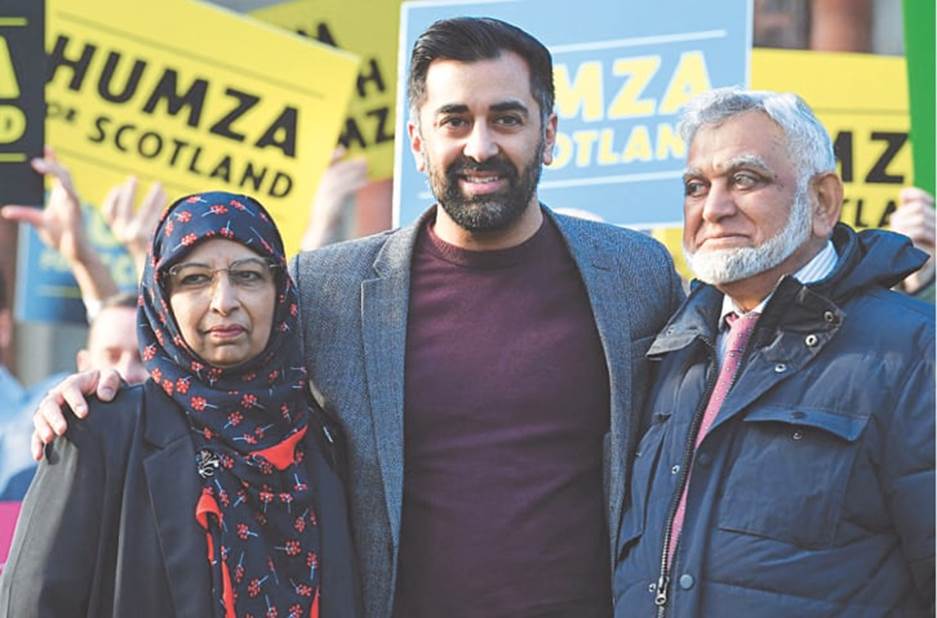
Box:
[290,206,684,618]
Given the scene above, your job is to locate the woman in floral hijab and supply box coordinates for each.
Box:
[1,192,361,618]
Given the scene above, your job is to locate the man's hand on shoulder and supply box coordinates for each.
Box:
[31,369,123,461]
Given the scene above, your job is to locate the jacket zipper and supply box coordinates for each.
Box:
[654,339,716,617]
[653,327,757,617]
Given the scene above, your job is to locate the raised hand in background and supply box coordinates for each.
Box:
[101,176,166,279]
[890,187,935,298]
[301,146,369,251]
[1,146,119,308]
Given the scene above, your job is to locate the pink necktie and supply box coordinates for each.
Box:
[667,311,760,562]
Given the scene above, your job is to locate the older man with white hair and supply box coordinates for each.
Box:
[613,87,934,617]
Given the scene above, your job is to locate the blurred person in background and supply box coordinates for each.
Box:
[0,271,65,497]
[0,272,25,418]
[0,292,145,501]
[74,292,147,385]
[754,0,874,52]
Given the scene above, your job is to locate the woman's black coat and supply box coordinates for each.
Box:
[0,380,362,617]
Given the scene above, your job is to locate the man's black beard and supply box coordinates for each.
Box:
[429,137,544,233]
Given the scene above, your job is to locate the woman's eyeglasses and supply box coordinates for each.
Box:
[164,258,280,293]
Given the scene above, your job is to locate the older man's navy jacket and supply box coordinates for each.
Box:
[614,224,935,617]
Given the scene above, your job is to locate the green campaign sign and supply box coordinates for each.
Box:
[903,0,935,194]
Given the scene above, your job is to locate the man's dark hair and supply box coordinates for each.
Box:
[407,17,555,122]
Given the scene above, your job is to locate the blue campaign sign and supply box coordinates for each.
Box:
[14,206,138,325]
[15,223,85,323]
[393,0,752,228]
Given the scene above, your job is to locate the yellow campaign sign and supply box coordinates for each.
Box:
[251,0,402,181]
[0,1,44,205]
[653,49,912,280]
[46,0,359,255]
[753,49,911,231]
[0,38,20,98]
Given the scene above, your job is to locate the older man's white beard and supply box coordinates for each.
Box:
[684,187,813,285]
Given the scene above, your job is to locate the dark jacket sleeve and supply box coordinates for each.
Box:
[883,333,935,606]
[0,415,108,617]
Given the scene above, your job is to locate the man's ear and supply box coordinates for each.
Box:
[407,118,426,173]
[542,113,558,166]
[76,349,90,372]
[811,172,844,237]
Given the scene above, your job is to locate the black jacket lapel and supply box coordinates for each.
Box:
[140,381,213,617]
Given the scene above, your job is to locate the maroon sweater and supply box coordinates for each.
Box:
[393,215,612,618]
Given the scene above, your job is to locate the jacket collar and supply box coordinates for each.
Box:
[371,208,429,278]
[359,212,425,559]
[648,284,722,356]
[647,225,880,357]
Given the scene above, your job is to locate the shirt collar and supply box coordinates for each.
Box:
[719,240,838,328]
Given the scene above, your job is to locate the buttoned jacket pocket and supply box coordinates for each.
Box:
[716,405,869,549]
